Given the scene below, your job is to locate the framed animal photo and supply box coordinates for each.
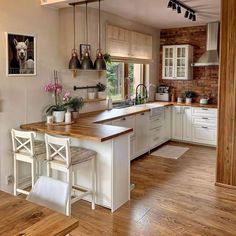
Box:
[6,32,36,76]
[80,44,91,60]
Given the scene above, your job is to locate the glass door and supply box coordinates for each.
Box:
[163,46,175,79]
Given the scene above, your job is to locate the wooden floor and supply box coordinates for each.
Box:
[71,142,236,236]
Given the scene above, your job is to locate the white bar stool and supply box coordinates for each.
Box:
[11,129,46,196]
[45,134,97,216]
[27,176,70,215]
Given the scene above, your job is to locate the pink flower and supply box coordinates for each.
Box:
[63,92,71,102]
[44,83,63,93]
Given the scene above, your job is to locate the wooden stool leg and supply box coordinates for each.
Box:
[91,157,96,210]
[13,156,18,196]
[66,167,72,216]
[31,160,36,188]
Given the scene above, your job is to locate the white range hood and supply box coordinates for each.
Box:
[193,22,220,67]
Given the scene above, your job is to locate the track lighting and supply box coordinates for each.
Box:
[189,12,193,20]
[167,0,197,21]
[184,10,189,18]
[172,3,176,10]
[167,0,173,8]
[177,5,181,14]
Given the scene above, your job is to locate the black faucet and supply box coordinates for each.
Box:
[135,84,148,105]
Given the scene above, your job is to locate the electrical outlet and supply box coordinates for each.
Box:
[6,175,14,185]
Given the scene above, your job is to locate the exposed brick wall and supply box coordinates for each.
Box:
[159,25,219,104]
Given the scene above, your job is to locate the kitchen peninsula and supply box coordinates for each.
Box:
[21,102,217,212]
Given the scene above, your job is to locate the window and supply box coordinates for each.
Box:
[107,62,148,102]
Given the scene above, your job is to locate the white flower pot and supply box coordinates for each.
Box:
[98,91,106,99]
[177,97,183,103]
[186,98,192,104]
[53,111,65,123]
[88,92,96,100]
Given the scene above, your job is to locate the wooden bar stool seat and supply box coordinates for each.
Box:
[11,129,46,196]
[45,134,97,216]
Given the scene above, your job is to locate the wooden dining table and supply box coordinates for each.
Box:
[0,190,78,236]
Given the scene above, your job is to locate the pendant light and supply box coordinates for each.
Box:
[69,4,81,71]
[94,0,106,70]
[81,2,94,70]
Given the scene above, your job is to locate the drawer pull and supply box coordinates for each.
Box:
[202,117,209,120]
[202,126,208,129]
[202,108,209,111]
[141,113,145,116]
[122,117,126,121]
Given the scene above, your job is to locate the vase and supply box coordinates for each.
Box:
[72,111,79,120]
[88,92,96,100]
[53,111,65,123]
[98,91,106,99]
[185,98,192,104]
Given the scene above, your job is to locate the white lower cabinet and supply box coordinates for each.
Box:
[135,112,150,157]
[192,126,217,145]
[164,106,171,141]
[172,106,217,146]
[182,107,192,141]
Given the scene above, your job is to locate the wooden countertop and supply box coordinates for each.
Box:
[0,190,78,236]
[20,102,217,142]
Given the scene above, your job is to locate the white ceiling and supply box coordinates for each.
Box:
[91,0,221,29]
[48,0,221,29]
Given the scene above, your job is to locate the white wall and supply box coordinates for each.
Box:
[0,0,60,192]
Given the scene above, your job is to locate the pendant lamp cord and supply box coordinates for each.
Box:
[86,2,88,48]
[73,4,76,50]
[98,0,101,50]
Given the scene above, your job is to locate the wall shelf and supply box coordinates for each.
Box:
[84,98,106,103]
[68,69,106,78]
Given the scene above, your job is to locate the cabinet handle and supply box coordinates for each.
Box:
[202,126,208,129]
[202,108,209,111]
[202,117,208,120]
[122,117,126,121]
[141,113,145,116]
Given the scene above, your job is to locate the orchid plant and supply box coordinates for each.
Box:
[44,81,71,115]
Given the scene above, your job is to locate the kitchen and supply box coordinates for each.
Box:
[1,0,236,235]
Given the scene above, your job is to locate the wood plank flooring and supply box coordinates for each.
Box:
[71,142,236,236]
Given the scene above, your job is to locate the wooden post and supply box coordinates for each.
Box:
[216,0,236,188]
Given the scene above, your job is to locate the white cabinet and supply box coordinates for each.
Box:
[191,108,217,146]
[135,112,150,156]
[162,45,193,80]
[106,25,153,61]
[172,106,184,140]
[112,116,135,160]
[149,108,165,149]
[164,106,171,141]
[172,106,192,141]
[182,107,192,141]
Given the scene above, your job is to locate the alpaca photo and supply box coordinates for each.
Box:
[6,33,36,76]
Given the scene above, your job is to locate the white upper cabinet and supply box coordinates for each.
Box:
[106,25,131,59]
[106,25,153,61]
[162,45,193,80]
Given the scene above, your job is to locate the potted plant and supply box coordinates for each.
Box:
[88,88,97,100]
[104,53,111,64]
[184,91,196,104]
[44,83,69,123]
[177,93,184,103]
[96,83,107,99]
[66,96,84,119]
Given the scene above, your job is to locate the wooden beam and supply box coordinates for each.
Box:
[216,0,236,186]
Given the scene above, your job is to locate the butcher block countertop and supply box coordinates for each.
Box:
[20,102,217,142]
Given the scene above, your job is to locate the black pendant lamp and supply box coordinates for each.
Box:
[94,0,106,70]
[69,5,81,70]
[81,2,94,70]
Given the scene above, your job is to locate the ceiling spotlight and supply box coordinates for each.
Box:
[172,3,176,10]
[167,0,173,8]
[184,10,189,18]
[192,14,196,21]
[177,5,181,14]
[189,12,193,20]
